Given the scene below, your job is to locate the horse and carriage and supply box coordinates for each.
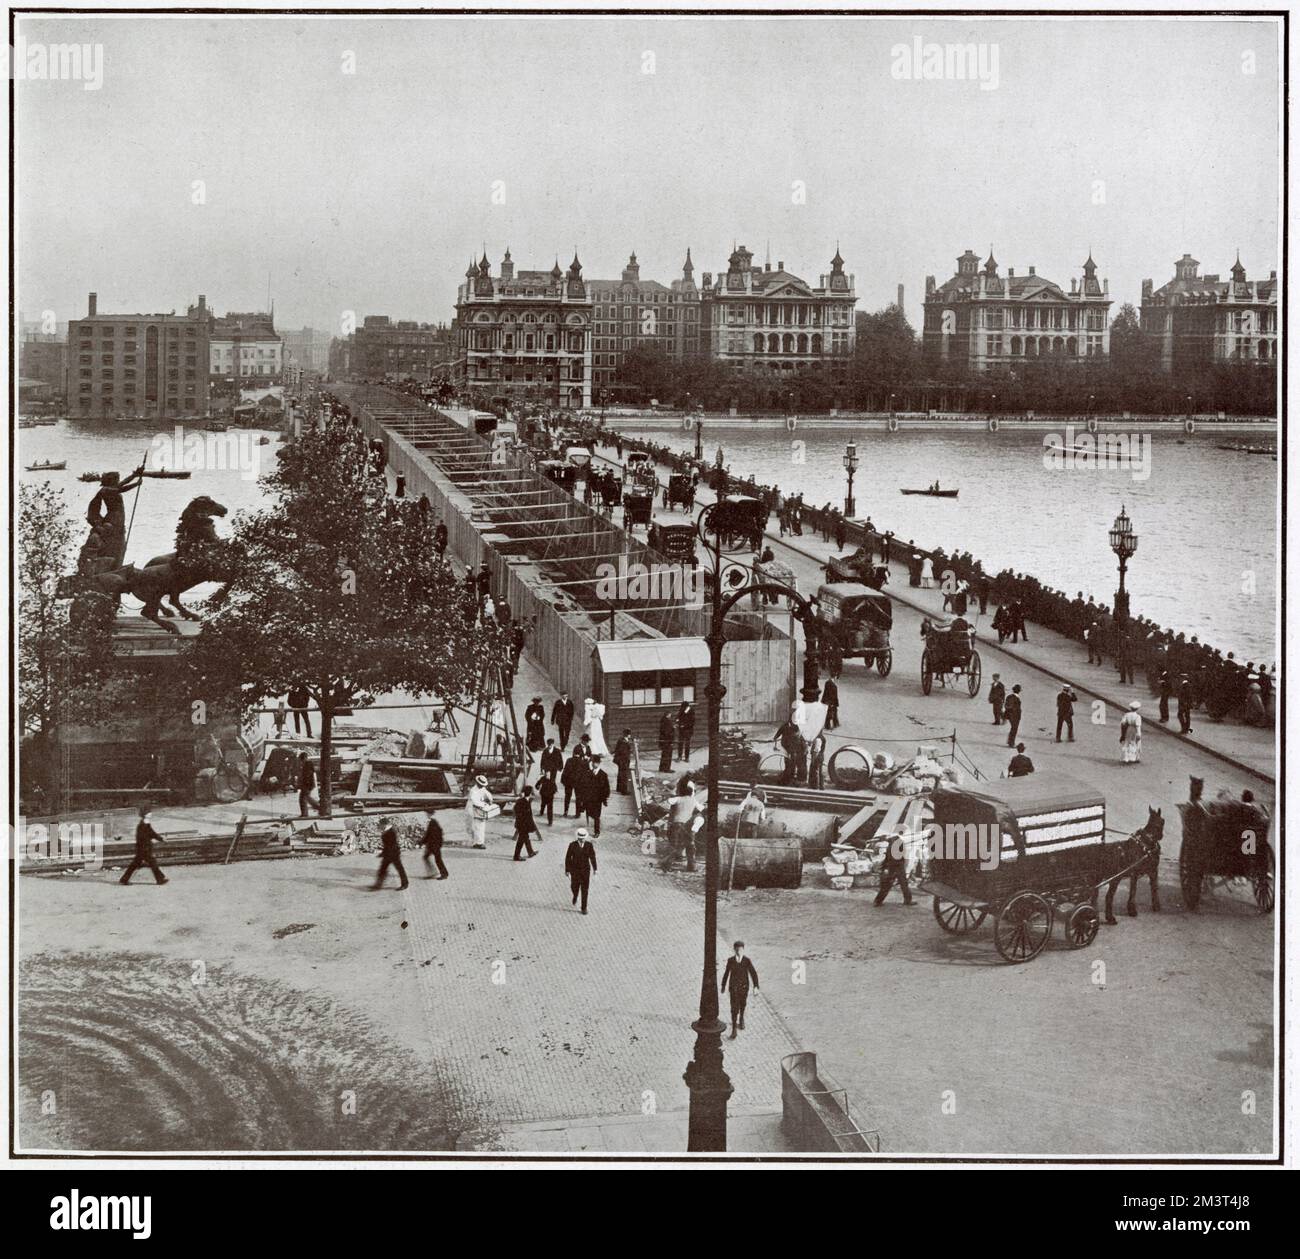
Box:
[586,467,623,510]
[920,617,981,697]
[815,582,892,677]
[623,487,654,530]
[825,544,889,591]
[663,472,696,512]
[648,519,697,565]
[921,775,1166,963]
[624,451,657,491]
[1177,778,1274,914]
[539,459,577,493]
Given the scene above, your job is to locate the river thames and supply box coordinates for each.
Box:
[19,418,1277,663]
[615,424,1278,663]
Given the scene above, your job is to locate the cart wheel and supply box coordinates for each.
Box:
[994,892,1052,963]
[214,762,250,804]
[921,649,933,695]
[1066,903,1099,948]
[1179,843,1202,911]
[967,650,982,697]
[1254,845,1275,914]
[932,896,988,934]
[877,649,892,678]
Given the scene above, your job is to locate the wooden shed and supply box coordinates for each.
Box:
[591,638,711,744]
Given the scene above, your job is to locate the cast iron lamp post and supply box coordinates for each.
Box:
[1109,504,1138,625]
[683,499,823,1151]
[843,441,859,518]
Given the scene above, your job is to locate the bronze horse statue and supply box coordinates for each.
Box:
[1103,806,1165,924]
[80,495,232,634]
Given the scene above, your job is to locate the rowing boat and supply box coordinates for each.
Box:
[900,487,959,498]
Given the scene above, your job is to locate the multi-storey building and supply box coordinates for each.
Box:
[923,250,1112,372]
[19,333,67,394]
[455,250,592,408]
[699,245,856,376]
[352,316,454,379]
[1140,254,1278,372]
[281,326,332,376]
[328,334,353,379]
[66,292,211,419]
[209,310,282,384]
[588,252,701,389]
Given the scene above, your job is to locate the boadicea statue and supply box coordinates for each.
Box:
[67,469,234,635]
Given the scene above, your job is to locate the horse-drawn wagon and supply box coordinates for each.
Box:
[922,776,1163,963]
[1177,781,1274,913]
[624,451,657,490]
[539,459,576,493]
[648,519,696,565]
[709,494,768,549]
[920,617,981,697]
[826,544,888,590]
[816,582,892,676]
[623,487,654,529]
[663,472,695,512]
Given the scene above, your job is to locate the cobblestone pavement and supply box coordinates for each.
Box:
[399,795,799,1131]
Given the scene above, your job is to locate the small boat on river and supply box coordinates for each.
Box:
[26,459,67,472]
[901,486,959,499]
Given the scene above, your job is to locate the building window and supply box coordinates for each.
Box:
[620,669,697,706]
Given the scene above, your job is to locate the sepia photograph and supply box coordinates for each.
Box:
[3,1,1289,1197]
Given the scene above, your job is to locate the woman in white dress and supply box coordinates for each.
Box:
[583,697,610,757]
[1119,701,1142,764]
[920,556,935,589]
[465,775,495,848]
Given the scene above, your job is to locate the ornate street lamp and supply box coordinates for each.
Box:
[684,500,822,1151]
[842,440,859,517]
[1109,504,1138,624]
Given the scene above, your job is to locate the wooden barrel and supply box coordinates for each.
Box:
[719,834,802,890]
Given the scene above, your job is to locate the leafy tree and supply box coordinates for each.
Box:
[17,483,121,808]
[188,418,506,817]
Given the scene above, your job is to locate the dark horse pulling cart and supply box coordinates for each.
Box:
[921,776,1163,963]
[1177,780,1274,913]
[623,487,653,529]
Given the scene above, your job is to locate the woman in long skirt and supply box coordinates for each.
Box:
[1119,701,1142,764]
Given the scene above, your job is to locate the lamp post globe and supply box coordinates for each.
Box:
[842,441,859,518]
[1109,504,1139,624]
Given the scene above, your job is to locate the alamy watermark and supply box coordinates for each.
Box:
[149,425,264,481]
[7,37,104,90]
[891,37,999,91]
[594,556,704,607]
[1042,425,1152,481]
[10,819,104,870]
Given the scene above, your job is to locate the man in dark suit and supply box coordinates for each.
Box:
[297,751,319,818]
[1055,684,1077,742]
[420,808,448,879]
[821,678,839,729]
[512,786,539,860]
[551,692,575,750]
[373,817,409,890]
[874,846,914,906]
[988,673,1006,725]
[720,941,759,1038]
[613,729,633,794]
[120,806,168,885]
[1004,685,1023,747]
[658,711,675,772]
[288,685,313,737]
[539,738,563,783]
[564,828,598,914]
[561,750,589,817]
[676,702,696,761]
[582,755,611,837]
[1008,743,1035,777]
[537,773,557,826]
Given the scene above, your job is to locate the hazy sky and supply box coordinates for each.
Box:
[16,13,1282,333]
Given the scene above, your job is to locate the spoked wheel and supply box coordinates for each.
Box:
[1254,845,1275,914]
[1066,903,1100,948]
[994,892,1053,963]
[1179,843,1203,911]
[921,649,933,695]
[877,648,893,678]
[967,650,982,697]
[933,896,988,934]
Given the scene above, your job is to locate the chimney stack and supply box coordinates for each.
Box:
[88,291,97,316]
[897,283,905,314]
[198,294,207,313]
[1028,266,1035,276]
